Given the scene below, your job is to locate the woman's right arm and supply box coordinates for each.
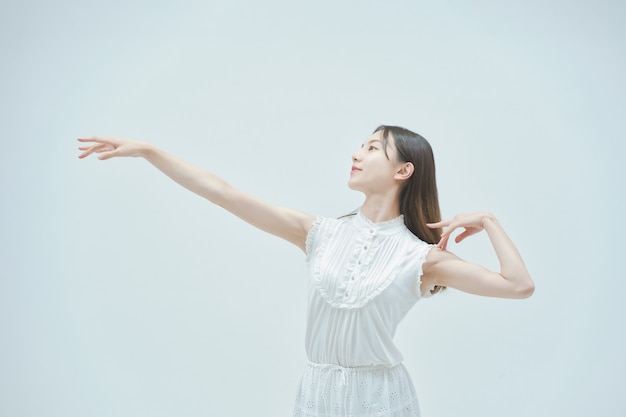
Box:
[78,136,315,251]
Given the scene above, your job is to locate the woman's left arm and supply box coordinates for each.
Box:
[423,213,535,299]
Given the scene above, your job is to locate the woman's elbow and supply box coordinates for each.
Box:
[514,279,535,299]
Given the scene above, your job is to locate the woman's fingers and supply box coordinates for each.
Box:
[77,137,123,159]
[437,234,450,250]
[77,137,118,151]
[426,220,449,229]
[456,227,482,243]
[77,136,146,159]
[98,149,120,160]
[77,144,100,159]
[94,144,114,153]
[78,142,108,159]
[428,220,450,250]
[454,229,472,244]
[430,213,491,249]
[78,136,115,144]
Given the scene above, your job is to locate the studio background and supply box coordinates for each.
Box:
[1,1,624,416]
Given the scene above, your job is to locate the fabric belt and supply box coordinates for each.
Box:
[308,361,395,416]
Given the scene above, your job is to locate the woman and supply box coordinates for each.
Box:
[78,125,534,417]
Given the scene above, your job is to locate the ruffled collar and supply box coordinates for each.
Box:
[353,209,406,236]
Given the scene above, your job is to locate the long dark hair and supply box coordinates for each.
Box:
[375,125,445,294]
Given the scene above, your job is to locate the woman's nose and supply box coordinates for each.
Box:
[352,150,361,162]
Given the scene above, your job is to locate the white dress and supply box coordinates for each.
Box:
[293,210,434,417]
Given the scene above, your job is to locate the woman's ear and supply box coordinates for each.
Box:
[394,162,414,181]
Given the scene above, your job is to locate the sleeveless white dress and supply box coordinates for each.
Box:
[293,211,434,417]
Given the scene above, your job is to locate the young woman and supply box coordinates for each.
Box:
[78,125,534,417]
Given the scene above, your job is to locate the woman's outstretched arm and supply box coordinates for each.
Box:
[422,213,535,299]
[78,136,315,251]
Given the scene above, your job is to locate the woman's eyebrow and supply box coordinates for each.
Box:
[362,139,383,146]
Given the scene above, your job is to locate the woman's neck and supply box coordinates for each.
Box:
[360,194,401,224]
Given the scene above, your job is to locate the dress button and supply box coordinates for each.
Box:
[351,276,355,280]
[364,246,368,250]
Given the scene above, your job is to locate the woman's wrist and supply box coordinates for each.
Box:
[481,212,497,229]
[139,142,158,159]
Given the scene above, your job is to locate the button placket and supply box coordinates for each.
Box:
[359,229,376,280]
[344,227,377,301]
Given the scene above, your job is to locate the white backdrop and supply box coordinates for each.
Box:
[1,1,624,416]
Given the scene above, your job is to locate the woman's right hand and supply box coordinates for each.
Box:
[77,136,150,160]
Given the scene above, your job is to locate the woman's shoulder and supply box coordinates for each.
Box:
[305,214,352,259]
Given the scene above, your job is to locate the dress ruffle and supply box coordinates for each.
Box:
[306,213,431,309]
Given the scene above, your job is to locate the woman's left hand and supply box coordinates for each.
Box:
[427,212,495,251]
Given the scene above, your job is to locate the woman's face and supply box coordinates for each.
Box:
[348,130,406,194]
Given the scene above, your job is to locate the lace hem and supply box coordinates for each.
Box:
[293,362,421,417]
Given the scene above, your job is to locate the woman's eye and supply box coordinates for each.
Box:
[368,145,377,151]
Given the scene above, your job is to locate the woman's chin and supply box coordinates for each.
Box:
[347,179,359,191]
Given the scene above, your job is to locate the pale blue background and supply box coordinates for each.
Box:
[1,1,624,416]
